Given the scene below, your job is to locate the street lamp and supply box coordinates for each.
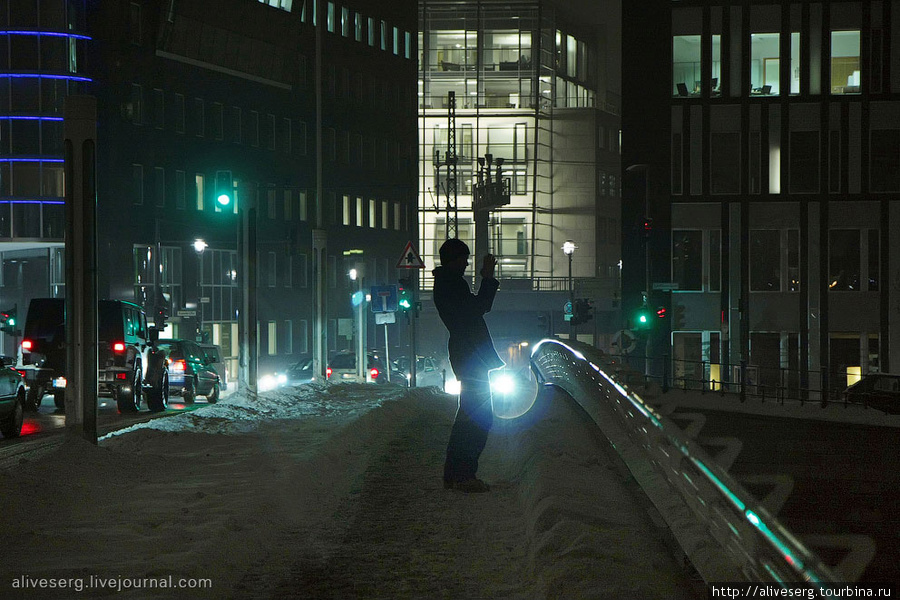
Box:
[193,239,208,342]
[562,240,577,340]
[348,268,365,381]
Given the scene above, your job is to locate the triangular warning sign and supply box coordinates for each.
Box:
[396,241,426,269]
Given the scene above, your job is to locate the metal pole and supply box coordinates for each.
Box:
[357,276,364,381]
[64,95,98,444]
[384,323,390,383]
[568,252,574,340]
[410,271,418,387]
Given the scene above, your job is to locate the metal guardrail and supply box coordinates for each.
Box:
[530,338,839,587]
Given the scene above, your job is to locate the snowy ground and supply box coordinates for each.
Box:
[1,382,701,599]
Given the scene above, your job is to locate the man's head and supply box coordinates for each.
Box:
[439,238,470,273]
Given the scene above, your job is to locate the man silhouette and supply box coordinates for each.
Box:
[432,238,504,493]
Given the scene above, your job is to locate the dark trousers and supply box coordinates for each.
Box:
[444,374,493,483]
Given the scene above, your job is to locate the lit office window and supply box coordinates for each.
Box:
[380,21,387,51]
[672,36,700,96]
[268,321,277,355]
[355,13,363,42]
[831,31,861,94]
[369,199,376,228]
[405,31,411,59]
[342,195,350,225]
[342,7,350,37]
[368,17,375,46]
[327,2,335,33]
[299,190,308,221]
[393,27,399,55]
[750,33,779,95]
[356,196,363,227]
[790,32,801,94]
[195,173,204,210]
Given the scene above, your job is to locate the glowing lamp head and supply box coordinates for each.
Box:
[562,240,577,256]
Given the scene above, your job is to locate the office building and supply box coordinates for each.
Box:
[416,0,621,359]
[623,0,900,397]
[0,0,418,380]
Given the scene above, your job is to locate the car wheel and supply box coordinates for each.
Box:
[53,390,65,410]
[0,390,24,438]
[206,382,219,404]
[183,378,195,405]
[147,370,168,413]
[116,367,142,413]
[25,386,42,412]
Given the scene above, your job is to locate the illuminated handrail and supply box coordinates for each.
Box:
[530,338,839,587]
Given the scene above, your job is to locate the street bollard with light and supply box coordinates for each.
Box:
[193,238,208,342]
[562,240,577,340]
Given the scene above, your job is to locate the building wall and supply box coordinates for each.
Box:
[624,0,900,396]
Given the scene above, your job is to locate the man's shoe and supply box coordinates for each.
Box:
[451,478,490,493]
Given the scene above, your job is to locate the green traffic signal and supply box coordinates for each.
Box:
[398,288,412,310]
[634,305,653,329]
[215,170,233,207]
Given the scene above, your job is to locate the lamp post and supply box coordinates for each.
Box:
[562,240,577,340]
[349,268,365,381]
[193,238,208,342]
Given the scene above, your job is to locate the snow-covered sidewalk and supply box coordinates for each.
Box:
[1,383,700,599]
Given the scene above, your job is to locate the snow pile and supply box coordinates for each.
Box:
[1,382,698,599]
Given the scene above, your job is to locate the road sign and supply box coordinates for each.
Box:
[177,310,197,317]
[199,297,211,303]
[396,241,425,269]
[375,312,396,325]
[652,282,680,291]
[564,300,573,315]
[370,285,398,313]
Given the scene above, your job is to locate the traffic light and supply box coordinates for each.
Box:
[571,299,594,326]
[214,170,233,208]
[398,286,412,311]
[642,217,653,238]
[656,306,667,319]
[0,307,16,334]
[633,304,653,330]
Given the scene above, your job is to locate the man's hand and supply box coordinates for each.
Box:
[480,254,497,279]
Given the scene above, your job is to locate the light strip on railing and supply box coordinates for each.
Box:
[531,338,834,586]
[0,199,65,204]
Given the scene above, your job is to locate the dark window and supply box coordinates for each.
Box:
[870,129,900,192]
[868,229,879,291]
[829,229,861,291]
[750,230,781,291]
[710,132,740,194]
[789,131,820,193]
[672,230,702,291]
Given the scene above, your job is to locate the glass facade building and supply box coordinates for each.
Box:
[623,0,900,398]
[417,0,621,351]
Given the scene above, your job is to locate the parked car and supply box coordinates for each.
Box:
[285,356,315,386]
[326,351,389,384]
[844,373,900,414]
[0,365,26,439]
[199,343,227,391]
[393,355,447,389]
[156,339,220,404]
[20,298,168,413]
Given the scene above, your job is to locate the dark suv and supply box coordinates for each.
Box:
[156,339,220,404]
[20,298,168,413]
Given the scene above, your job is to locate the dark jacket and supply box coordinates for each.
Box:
[432,266,505,379]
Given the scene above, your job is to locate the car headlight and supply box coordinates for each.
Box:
[490,373,516,395]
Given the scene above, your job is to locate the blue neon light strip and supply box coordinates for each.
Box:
[0,30,91,40]
[1,73,92,82]
[0,157,64,163]
[0,116,64,121]
[0,199,65,205]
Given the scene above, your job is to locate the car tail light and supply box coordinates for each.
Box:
[16,369,26,378]
[21,339,32,351]
[326,367,332,379]
[112,342,126,353]
[171,359,186,373]
[370,367,379,380]
[116,372,127,380]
